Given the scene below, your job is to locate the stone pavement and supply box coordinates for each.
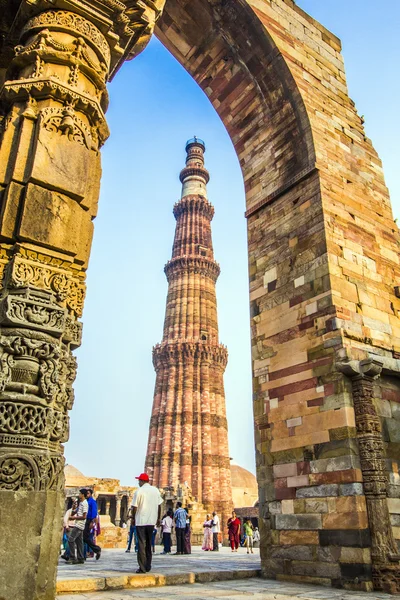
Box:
[57,576,395,600]
[57,546,261,594]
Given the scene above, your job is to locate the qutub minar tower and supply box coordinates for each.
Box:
[145,138,233,525]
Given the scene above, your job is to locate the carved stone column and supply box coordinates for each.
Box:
[338,359,400,593]
[0,2,165,599]
[105,498,111,516]
[115,496,122,527]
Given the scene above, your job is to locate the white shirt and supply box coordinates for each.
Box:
[73,499,88,531]
[211,514,220,533]
[131,483,163,526]
[162,515,173,533]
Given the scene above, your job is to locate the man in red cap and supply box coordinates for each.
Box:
[130,473,163,573]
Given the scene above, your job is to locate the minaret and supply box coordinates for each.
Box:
[146,138,232,520]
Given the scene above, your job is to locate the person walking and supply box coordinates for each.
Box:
[184,509,191,554]
[227,510,241,552]
[244,519,254,554]
[202,515,213,551]
[84,489,101,560]
[161,509,173,554]
[211,511,220,551]
[253,526,260,547]
[126,506,138,553]
[130,473,163,574]
[61,498,77,561]
[67,489,88,564]
[173,502,187,555]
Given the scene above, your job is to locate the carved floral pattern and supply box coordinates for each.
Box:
[21,11,111,67]
[0,453,64,491]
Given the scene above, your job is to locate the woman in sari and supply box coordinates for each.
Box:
[227,510,241,552]
[202,514,213,551]
[184,509,191,554]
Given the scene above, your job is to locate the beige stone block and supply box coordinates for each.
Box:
[340,547,371,564]
[279,530,319,545]
[287,475,309,488]
[387,498,400,514]
[263,266,277,286]
[281,499,294,514]
[322,511,368,529]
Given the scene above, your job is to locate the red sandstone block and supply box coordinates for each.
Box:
[307,398,324,407]
[276,487,297,500]
[274,477,288,489]
[382,388,400,403]
[269,357,332,382]
[268,377,318,400]
[309,470,363,485]
[297,461,311,475]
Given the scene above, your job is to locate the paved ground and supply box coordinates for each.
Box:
[57,546,260,581]
[57,576,395,600]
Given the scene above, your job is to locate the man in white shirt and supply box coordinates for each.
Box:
[211,511,220,551]
[130,473,163,573]
[68,489,88,564]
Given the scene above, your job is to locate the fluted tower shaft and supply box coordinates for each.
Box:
[146,139,232,517]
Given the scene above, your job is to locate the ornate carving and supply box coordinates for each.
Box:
[1,294,66,333]
[165,256,221,283]
[15,29,108,79]
[21,11,111,67]
[0,402,68,442]
[338,358,400,591]
[41,106,96,150]
[0,452,64,491]
[0,456,35,490]
[5,254,86,317]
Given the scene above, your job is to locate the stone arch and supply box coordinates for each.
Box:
[155,0,317,213]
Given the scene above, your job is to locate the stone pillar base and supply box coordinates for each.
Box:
[0,490,63,600]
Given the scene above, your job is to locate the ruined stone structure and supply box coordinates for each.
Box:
[146,138,232,527]
[1,1,400,598]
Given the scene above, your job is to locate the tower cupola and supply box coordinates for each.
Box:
[179,137,210,199]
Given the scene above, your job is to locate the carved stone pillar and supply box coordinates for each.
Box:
[0,2,165,599]
[338,359,400,593]
[105,498,111,516]
[115,496,122,527]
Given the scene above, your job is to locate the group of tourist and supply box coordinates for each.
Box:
[202,510,258,554]
[61,488,101,564]
[62,475,260,573]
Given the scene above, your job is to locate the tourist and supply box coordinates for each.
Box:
[161,509,173,554]
[201,514,213,551]
[227,510,241,552]
[253,526,260,547]
[84,489,101,560]
[151,527,157,553]
[211,510,220,551]
[173,502,187,555]
[61,498,77,561]
[244,519,254,554]
[184,509,191,554]
[126,506,138,553]
[130,473,163,574]
[67,489,88,564]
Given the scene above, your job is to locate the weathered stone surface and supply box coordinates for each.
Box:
[275,514,322,530]
[296,484,339,498]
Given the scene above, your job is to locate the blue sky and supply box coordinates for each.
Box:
[65,1,400,486]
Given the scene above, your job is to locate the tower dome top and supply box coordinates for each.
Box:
[185,137,205,152]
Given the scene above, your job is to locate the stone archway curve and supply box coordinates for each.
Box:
[154,0,317,215]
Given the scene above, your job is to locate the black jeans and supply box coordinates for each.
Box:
[163,532,171,553]
[136,525,154,572]
[83,519,101,555]
[213,532,219,551]
[176,527,185,554]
